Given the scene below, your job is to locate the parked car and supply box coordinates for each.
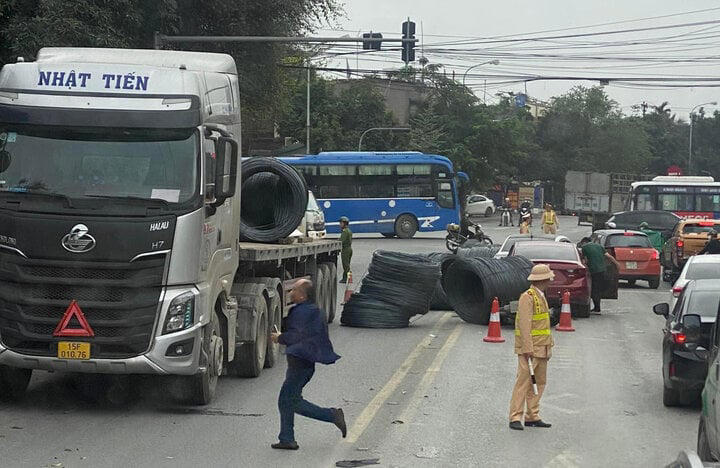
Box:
[465,194,496,218]
[591,229,661,289]
[605,210,681,239]
[494,233,556,259]
[654,280,717,407]
[671,255,720,309]
[509,240,592,317]
[663,219,720,281]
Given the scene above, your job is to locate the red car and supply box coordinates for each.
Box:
[591,229,661,289]
[510,241,592,317]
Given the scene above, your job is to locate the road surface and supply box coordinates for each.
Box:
[0,216,697,467]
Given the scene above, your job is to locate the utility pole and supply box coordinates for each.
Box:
[306,61,311,154]
[688,101,717,175]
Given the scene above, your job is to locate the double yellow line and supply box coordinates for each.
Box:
[345,312,463,443]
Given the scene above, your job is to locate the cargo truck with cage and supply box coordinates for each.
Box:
[0,48,340,404]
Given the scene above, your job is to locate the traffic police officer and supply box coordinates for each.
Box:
[509,264,554,431]
[541,203,558,235]
[339,217,352,283]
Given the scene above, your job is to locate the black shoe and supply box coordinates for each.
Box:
[524,420,551,428]
[271,441,299,450]
[509,421,524,431]
[339,279,347,284]
[333,408,347,438]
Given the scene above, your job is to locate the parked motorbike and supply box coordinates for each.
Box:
[445,222,494,253]
[519,206,532,226]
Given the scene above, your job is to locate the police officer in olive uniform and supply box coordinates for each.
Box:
[509,264,555,431]
[339,217,352,283]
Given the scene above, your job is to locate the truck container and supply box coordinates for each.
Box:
[0,48,341,404]
[564,171,653,231]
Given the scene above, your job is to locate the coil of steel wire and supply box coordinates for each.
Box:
[341,251,440,328]
[442,255,534,325]
[238,157,308,242]
[426,252,454,310]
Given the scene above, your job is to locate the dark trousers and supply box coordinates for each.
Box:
[341,248,352,281]
[278,358,334,443]
[591,271,605,311]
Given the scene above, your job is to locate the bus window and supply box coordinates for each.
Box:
[358,164,393,176]
[358,184,394,198]
[658,193,693,211]
[437,181,455,208]
[319,165,356,176]
[320,185,356,198]
[397,183,432,197]
[636,193,654,210]
[294,165,317,176]
[397,164,431,175]
[697,194,720,212]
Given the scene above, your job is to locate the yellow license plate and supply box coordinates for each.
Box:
[57,342,90,360]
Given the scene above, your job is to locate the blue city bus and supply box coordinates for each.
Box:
[280,152,467,238]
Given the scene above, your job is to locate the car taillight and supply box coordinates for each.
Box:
[672,286,684,297]
[677,240,684,248]
[672,331,687,344]
[651,250,659,260]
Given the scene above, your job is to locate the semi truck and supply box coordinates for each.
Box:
[564,171,653,231]
[0,48,341,404]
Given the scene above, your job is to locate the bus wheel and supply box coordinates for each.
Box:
[395,214,418,239]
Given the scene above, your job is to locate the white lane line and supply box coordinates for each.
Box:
[344,312,453,444]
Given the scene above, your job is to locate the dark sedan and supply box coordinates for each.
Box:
[654,279,718,407]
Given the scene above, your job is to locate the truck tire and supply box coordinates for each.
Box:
[328,263,337,323]
[395,214,418,239]
[264,293,281,369]
[648,277,660,289]
[0,365,32,401]
[318,263,334,323]
[573,303,590,318]
[187,310,223,405]
[232,289,268,378]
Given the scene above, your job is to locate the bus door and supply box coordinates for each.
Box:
[435,179,457,226]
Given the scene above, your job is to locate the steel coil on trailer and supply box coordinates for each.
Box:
[239,157,308,242]
[442,256,534,325]
[341,251,440,328]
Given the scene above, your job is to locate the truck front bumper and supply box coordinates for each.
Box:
[0,323,203,375]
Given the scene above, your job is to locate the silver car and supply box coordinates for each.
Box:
[670,254,720,309]
[465,194,496,218]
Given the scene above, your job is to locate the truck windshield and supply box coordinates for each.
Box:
[0,126,198,206]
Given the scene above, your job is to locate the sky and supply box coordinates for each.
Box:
[314,0,720,120]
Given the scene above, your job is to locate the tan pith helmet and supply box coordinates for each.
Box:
[527,264,555,282]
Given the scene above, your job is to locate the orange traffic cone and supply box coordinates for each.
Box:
[556,290,575,332]
[483,297,505,343]
[342,271,354,304]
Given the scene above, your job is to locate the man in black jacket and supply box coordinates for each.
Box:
[269,279,346,450]
[699,230,720,255]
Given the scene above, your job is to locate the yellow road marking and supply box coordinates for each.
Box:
[397,322,463,424]
[344,312,452,443]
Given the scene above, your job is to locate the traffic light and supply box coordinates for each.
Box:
[362,32,383,51]
[401,20,416,63]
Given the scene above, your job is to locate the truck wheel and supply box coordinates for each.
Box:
[232,294,268,378]
[698,419,717,462]
[328,263,338,323]
[573,303,590,318]
[264,293,281,369]
[395,214,418,239]
[0,365,32,401]
[187,310,223,405]
[648,277,660,289]
[663,385,680,407]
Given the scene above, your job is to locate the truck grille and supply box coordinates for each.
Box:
[0,252,165,358]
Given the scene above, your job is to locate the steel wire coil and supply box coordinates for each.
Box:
[442,256,533,325]
[239,157,308,242]
[341,251,440,328]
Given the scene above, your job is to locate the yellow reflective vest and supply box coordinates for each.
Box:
[542,210,557,225]
[514,287,554,358]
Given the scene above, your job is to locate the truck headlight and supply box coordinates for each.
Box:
[163,292,195,334]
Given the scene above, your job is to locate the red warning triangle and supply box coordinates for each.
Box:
[53,300,95,337]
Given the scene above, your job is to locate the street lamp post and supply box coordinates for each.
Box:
[688,101,717,175]
[358,127,411,151]
[462,60,500,103]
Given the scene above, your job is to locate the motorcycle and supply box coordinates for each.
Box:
[499,206,513,227]
[519,206,532,227]
[445,222,494,253]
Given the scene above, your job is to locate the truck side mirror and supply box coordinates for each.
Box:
[683,313,702,343]
[653,302,669,317]
[213,136,238,206]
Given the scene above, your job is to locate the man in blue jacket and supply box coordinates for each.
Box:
[270,278,345,450]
